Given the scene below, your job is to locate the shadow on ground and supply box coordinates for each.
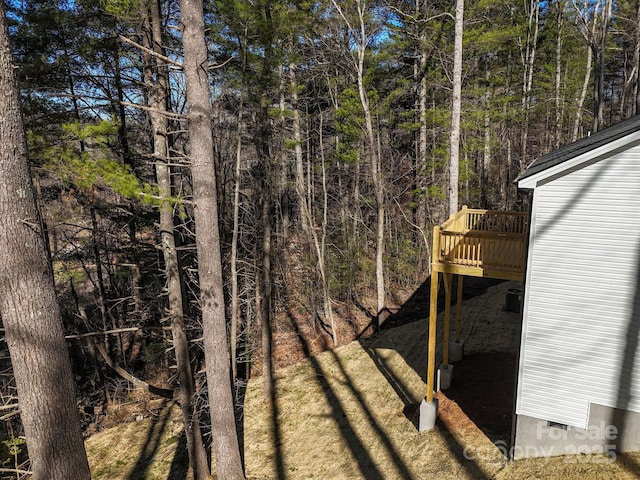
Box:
[368,275,519,447]
[446,352,517,445]
[380,276,504,331]
[122,401,190,480]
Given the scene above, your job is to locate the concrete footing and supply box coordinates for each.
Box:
[419,397,439,431]
[449,340,464,362]
[437,364,454,391]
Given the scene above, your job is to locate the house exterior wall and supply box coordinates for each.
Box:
[513,405,640,459]
[515,146,640,447]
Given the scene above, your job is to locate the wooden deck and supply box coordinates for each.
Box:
[432,206,528,281]
[424,206,529,407]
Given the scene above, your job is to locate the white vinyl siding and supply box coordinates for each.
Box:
[517,147,640,428]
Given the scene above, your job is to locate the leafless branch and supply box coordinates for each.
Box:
[119,34,183,68]
[208,56,234,70]
[0,468,32,475]
[120,101,187,119]
[95,344,174,399]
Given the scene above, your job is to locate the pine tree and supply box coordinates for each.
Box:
[0,3,91,478]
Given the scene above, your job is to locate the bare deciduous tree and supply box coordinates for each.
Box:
[448,0,464,216]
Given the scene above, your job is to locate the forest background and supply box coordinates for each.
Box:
[0,0,638,477]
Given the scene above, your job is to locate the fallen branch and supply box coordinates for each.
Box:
[0,409,20,420]
[95,344,174,400]
[65,326,171,340]
[66,327,139,340]
[0,468,31,475]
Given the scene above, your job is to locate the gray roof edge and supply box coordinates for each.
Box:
[516,114,640,183]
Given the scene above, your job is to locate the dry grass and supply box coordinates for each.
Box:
[86,403,191,480]
[242,338,504,479]
[86,282,640,479]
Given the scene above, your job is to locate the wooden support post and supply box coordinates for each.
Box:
[455,275,463,342]
[426,270,439,403]
[443,273,452,367]
[432,225,441,263]
[459,205,468,230]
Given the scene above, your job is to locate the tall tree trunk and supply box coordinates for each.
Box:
[416,0,428,236]
[179,0,245,478]
[90,205,111,354]
[254,75,275,405]
[363,48,386,325]
[230,101,243,382]
[620,0,640,118]
[503,137,512,209]
[617,0,640,118]
[290,65,337,346]
[483,110,491,207]
[144,0,209,477]
[635,0,640,116]
[0,5,91,478]
[113,48,132,168]
[333,0,386,324]
[482,68,491,208]
[521,0,539,169]
[317,116,336,344]
[554,1,565,149]
[449,0,464,216]
[573,43,593,141]
[593,0,612,132]
[277,63,290,245]
[260,182,274,400]
[292,64,309,236]
[231,35,249,384]
[573,0,611,133]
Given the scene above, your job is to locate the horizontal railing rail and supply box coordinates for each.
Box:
[464,209,528,234]
[438,231,526,271]
[440,205,528,234]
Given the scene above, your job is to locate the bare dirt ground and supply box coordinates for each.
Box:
[85,281,640,479]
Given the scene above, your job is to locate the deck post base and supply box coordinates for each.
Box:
[437,364,454,391]
[419,397,439,431]
[449,340,464,362]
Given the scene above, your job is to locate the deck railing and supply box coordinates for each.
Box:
[433,206,528,277]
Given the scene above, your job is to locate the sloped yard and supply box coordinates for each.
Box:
[86,282,640,479]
